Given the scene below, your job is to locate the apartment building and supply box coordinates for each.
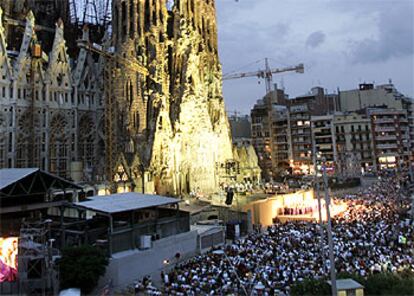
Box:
[368,108,410,170]
[251,83,413,179]
[251,87,337,178]
[228,114,252,145]
[251,99,273,180]
[287,87,336,175]
[251,89,288,180]
[289,103,313,174]
[334,113,375,175]
[271,105,290,176]
[339,83,414,164]
[311,115,336,174]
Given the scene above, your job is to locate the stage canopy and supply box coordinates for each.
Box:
[74,193,180,214]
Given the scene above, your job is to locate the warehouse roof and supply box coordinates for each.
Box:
[327,279,364,290]
[0,168,38,190]
[0,168,82,195]
[75,192,180,214]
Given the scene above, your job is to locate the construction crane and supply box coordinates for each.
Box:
[223,58,304,94]
[77,40,149,75]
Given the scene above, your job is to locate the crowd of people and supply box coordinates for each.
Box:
[277,204,321,216]
[139,172,413,295]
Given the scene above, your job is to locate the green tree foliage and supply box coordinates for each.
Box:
[290,278,330,296]
[59,245,109,294]
[364,272,414,296]
[291,271,414,296]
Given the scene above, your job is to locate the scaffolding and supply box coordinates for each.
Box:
[68,0,112,28]
[18,220,59,296]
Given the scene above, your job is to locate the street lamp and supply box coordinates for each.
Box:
[321,158,337,296]
[311,137,327,272]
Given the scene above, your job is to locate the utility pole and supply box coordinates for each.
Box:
[403,130,414,218]
[311,136,326,272]
[322,158,337,296]
[405,130,414,183]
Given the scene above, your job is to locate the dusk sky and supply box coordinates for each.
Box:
[216,0,414,115]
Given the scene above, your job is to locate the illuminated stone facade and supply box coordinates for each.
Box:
[109,0,234,195]
[0,8,104,180]
[0,1,250,195]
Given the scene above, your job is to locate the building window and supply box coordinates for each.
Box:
[49,115,68,178]
[8,132,12,152]
[0,137,5,168]
[42,132,46,152]
[42,109,47,127]
[78,116,95,173]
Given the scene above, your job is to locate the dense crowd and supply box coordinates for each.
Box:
[140,173,413,295]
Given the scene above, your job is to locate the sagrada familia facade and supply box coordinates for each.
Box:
[0,0,260,195]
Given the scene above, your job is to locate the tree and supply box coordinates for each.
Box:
[59,245,109,294]
[291,272,414,296]
[364,272,414,296]
[290,278,330,296]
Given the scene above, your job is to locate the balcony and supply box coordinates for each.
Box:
[275,139,288,144]
[375,126,396,132]
[291,130,311,136]
[373,118,395,124]
[376,135,397,141]
[376,143,398,150]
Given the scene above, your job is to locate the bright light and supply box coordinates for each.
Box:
[243,190,348,226]
[0,237,18,282]
[379,156,396,163]
[97,188,107,196]
[117,185,125,193]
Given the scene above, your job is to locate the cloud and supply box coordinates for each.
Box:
[350,1,414,64]
[306,31,326,48]
[216,0,414,113]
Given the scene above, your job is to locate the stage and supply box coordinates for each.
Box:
[243,189,347,226]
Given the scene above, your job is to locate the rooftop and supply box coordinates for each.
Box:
[0,168,82,192]
[75,192,180,214]
[0,168,38,190]
[327,279,364,290]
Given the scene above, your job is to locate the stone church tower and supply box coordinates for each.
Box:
[0,0,259,195]
[110,0,233,195]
